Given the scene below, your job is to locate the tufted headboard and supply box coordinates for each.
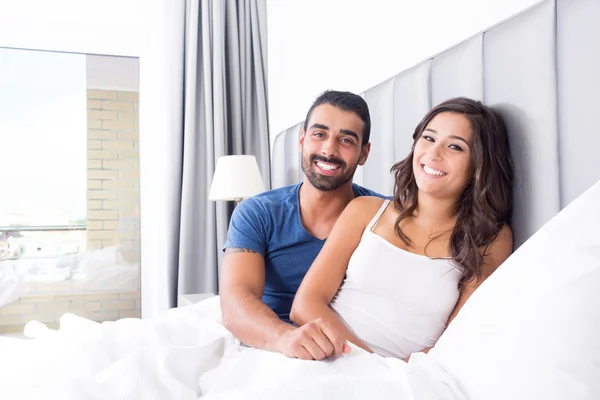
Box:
[271,0,600,249]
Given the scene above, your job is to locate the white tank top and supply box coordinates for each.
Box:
[330,200,462,359]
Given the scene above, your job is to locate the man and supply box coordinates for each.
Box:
[219,90,384,361]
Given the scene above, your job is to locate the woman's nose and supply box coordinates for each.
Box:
[426,144,442,162]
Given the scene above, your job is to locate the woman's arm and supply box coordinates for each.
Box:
[404,224,514,361]
[291,196,384,353]
[446,224,513,326]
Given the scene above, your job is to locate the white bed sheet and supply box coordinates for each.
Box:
[0,296,465,400]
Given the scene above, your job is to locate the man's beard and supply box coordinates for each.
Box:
[302,153,357,191]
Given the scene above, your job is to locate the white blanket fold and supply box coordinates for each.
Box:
[0,297,463,400]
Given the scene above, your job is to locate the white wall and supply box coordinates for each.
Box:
[87,55,139,92]
[267,0,543,142]
[0,0,143,56]
[0,0,544,318]
[0,0,184,318]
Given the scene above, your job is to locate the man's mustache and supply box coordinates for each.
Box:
[310,154,346,169]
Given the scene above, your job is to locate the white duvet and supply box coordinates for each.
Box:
[3,181,599,400]
[0,297,464,400]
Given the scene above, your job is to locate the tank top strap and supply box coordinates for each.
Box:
[366,199,391,231]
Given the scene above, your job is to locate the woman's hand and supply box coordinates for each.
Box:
[275,318,351,360]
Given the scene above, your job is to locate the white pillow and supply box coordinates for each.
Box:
[428,180,600,400]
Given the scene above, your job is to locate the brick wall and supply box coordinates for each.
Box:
[0,292,141,334]
[0,89,141,334]
[86,89,140,262]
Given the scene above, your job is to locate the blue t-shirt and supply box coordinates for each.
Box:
[223,182,385,322]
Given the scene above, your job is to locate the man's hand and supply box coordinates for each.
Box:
[275,318,352,360]
[403,346,433,363]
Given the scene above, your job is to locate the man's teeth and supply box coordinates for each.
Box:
[423,165,446,176]
[317,162,339,171]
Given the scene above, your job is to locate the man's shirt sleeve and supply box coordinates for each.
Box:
[222,197,269,256]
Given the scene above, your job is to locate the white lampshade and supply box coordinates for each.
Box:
[208,155,265,201]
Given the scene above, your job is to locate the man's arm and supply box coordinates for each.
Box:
[220,247,349,359]
[219,247,294,351]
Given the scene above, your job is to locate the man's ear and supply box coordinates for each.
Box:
[358,142,371,166]
[298,129,306,152]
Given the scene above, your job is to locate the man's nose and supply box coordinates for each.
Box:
[321,138,339,158]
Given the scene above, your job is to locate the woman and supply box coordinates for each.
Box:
[290,97,514,360]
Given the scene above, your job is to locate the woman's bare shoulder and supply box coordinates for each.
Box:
[479,224,513,278]
[486,224,513,258]
[346,196,388,220]
[331,196,389,236]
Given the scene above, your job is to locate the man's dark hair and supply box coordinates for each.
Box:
[303,90,371,145]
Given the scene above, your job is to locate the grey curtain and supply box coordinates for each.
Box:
[173,0,270,306]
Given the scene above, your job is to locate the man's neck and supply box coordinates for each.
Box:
[299,179,356,216]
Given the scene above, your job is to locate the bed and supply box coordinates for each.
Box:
[1,0,598,399]
[269,0,600,398]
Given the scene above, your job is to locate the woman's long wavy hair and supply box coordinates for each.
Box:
[391,97,514,288]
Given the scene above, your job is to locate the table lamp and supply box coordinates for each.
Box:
[208,155,265,204]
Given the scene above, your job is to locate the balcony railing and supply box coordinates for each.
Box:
[0,225,86,232]
[0,224,138,296]
[0,225,86,262]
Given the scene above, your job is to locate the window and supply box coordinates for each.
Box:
[0,48,140,334]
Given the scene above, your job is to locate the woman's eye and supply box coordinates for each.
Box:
[422,135,434,142]
[449,144,464,151]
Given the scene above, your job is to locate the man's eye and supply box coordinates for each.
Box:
[341,138,354,144]
[313,132,324,137]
